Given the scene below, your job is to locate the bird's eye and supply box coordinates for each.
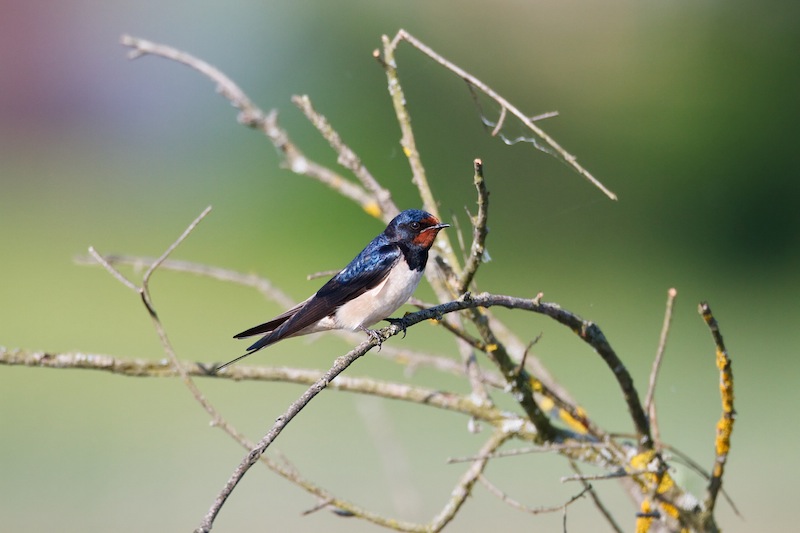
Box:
[409,221,421,230]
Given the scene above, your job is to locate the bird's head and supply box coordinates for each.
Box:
[385,209,449,249]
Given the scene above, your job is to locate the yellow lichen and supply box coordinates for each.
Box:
[362,201,382,219]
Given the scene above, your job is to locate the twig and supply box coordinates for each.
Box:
[120,35,378,214]
[457,159,490,293]
[375,37,438,223]
[87,247,138,291]
[661,442,741,518]
[480,474,591,517]
[292,94,397,220]
[561,469,647,483]
[407,292,647,446]
[486,311,577,405]
[427,431,511,531]
[447,441,606,464]
[141,206,212,315]
[490,105,506,137]
[120,36,254,115]
[0,347,506,418]
[88,208,255,455]
[645,288,678,448]
[450,211,468,265]
[515,335,541,377]
[76,254,296,309]
[698,302,735,516]
[375,36,462,277]
[388,29,617,201]
[196,337,379,532]
[568,460,625,533]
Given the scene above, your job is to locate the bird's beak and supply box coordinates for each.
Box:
[424,223,450,232]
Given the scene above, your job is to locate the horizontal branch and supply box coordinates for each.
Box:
[4,293,652,449]
[0,347,515,430]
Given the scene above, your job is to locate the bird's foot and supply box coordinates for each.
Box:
[384,317,408,339]
[359,325,385,350]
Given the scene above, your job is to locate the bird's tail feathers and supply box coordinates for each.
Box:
[233,316,291,339]
[233,302,305,339]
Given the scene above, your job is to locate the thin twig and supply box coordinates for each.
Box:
[427,431,511,531]
[375,35,462,278]
[480,474,591,516]
[661,442,741,517]
[292,94,397,220]
[486,310,577,405]
[490,105,506,137]
[515,335,541,377]
[645,288,677,448]
[376,36,439,225]
[120,35,378,213]
[389,29,617,201]
[447,441,606,464]
[197,335,382,532]
[568,460,625,533]
[140,206,212,315]
[89,209,255,461]
[449,212,468,266]
[87,247,138,292]
[457,159,490,293]
[561,469,648,483]
[76,254,297,309]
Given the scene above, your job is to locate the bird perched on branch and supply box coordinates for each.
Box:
[215,209,448,372]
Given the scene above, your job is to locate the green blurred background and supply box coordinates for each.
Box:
[1,1,798,531]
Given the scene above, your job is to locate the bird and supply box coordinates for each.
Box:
[215,209,449,372]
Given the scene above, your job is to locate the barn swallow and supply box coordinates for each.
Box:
[215,209,448,372]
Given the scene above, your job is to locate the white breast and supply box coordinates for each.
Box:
[333,262,423,330]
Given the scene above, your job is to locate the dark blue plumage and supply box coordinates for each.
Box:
[215,209,448,372]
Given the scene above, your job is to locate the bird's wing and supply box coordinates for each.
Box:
[266,242,401,342]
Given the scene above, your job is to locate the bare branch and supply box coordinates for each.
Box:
[561,470,646,483]
[120,35,256,115]
[645,287,678,448]
[568,460,625,533]
[388,29,617,201]
[480,474,591,516]
[76,254,297,309]
[87,246,138,292]
[457,159,490,293]
[292,94,397,220]
[89,207,257,466]
[198,336,380,532]
[120,35,379,213]
[447,441,608,464]
[375,36,462,279]
[141,206,212,315]
[428,431,511,531]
